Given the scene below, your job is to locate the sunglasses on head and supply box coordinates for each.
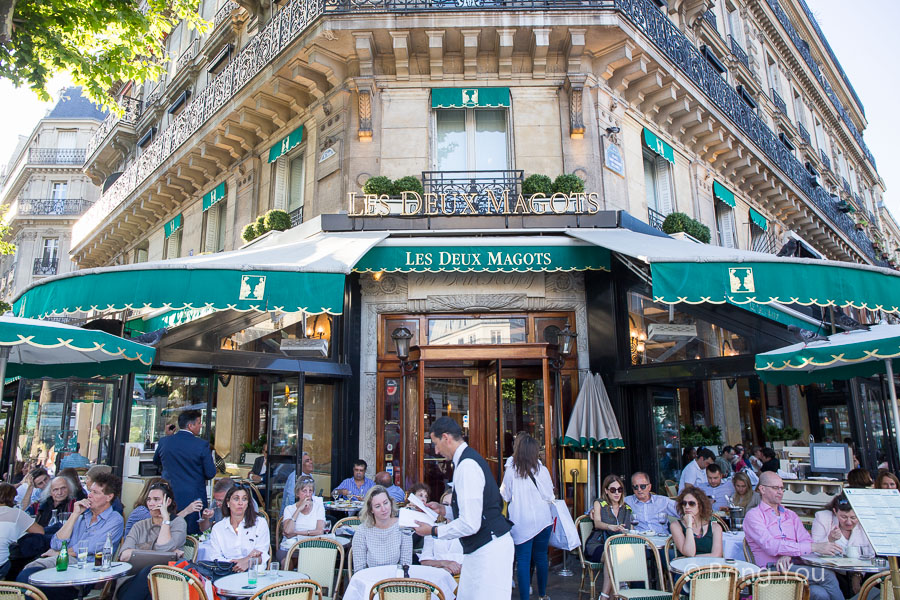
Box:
[681,500,698,507]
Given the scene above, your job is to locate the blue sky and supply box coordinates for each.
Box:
[0,1,896,219]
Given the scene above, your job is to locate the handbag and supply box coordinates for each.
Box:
[548,499,581,551]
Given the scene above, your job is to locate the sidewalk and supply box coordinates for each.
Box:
[509,561,587,600]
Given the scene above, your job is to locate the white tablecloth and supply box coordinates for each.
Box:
[343,565,456,600]
[722,531,745,561]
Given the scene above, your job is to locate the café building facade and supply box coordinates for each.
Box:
[6,0,900,501]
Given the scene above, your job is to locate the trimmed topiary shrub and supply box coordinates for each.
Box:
[264,209,291,232]
[241,223,259,242]
[522,174,553,196]
[662,212,711,243]
[363,176,395,196]
[255,214,267,232]
[552,174,585,195]
[688,220,711,244]
[393,175,424,196]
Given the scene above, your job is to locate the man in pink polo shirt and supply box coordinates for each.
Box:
[743,472,843,600]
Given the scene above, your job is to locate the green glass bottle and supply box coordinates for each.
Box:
[56,541,69,571]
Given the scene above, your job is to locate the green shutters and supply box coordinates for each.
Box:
[202,182,226,212]
[354,245,610,273]
[431,88,511,108]
[642,128,675,163]
[267,126,304,163]
[713,181,736,208]
[749,208,769,231]
[164,214,183,238]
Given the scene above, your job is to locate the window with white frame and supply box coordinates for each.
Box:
[766,55,780,96]
[57,129,76,148]
[164,229,182,259]
[51,181,68,200]
[715,201,737,248]
[201,199,227,253]
[272,151,306,224]
[643,152,674,218]
[435,108,509,173]
[41,238,59,262]
[133,244,149,264]
[727,9,744,45]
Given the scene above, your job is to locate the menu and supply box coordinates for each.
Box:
[844,488,900,556]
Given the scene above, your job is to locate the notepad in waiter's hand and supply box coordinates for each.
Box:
[406,493,439,521]
[399,507,436,528]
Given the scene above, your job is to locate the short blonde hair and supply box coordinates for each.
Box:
[358,485,398,526]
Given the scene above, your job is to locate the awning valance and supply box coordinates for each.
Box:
[431,87,511,109]
[713,181,735,208]
[566,228,900,313]
[642,128,674,163]
[749,208,768,231]
[353,238,609,273]
[164,214,183,238]
[14,231,388,318]
[267,126,304,163]
[202,182,226,212]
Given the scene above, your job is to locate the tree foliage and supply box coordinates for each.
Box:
[0,0,208,111]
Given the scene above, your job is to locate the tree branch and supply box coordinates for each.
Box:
[0,0,17,45]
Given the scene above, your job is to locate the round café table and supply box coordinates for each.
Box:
[669,556,761,577]
[29,562,132,600]
[214,570,309,597]
[343,565,457,600]
[798,554,889,574]
[626,531,669,549]
[324,501,363,516]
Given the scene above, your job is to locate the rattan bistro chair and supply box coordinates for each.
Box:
[662,536,676,592]
[736,571,810,600]
[148,565,209,600]
[742,539,756,564]
[250,580,323,600]
[0,583,49,600]
[333,517,361,534]
[858,571,894,600]
[573,514,603,600]
[283,537,344,600]
[368,578,445,600]
[663,481,678,498]
[603,534,669,600]
[183,535,199,561]
[671,564,739,600]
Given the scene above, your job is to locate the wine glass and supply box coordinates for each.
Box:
[331,490,340,503]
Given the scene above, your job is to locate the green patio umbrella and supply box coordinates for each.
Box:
[756,323,900,470]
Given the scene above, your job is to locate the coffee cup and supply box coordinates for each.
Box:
[846,546,860,559]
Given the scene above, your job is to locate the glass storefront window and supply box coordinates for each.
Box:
[627,290,749,364]
[69,382,116,465]
[220,312,333,358]
[427,318,526,345]
[17,381,66,469]
[131,374,211,444]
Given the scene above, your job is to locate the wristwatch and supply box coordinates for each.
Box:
[162,520,171,526]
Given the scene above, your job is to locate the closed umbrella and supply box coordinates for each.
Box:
[561,373,625,511]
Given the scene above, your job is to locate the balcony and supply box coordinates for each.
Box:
[421,170,524,213]
[214,0,239,28]
[820,149,832,171]
[728,35,749,71]
[798,123,811,146]
[17,198,92,216]
[176,38,200,73]
[84,96,142,183]
[751,231,777,254]
[702,9,717,30]
[771,89,787,114]
[648,207,666,232]
[289,206,303,228]
[27,148,86,165]
[842,178,852,196]
[33,258,58,276]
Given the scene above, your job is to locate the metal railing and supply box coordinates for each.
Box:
[648,207,666,232]
[421,170,524,213]
[820,149,832,171]
[728,35,749,70]
[289,206,303,227]
[176,38,200,73]
[842,178,852,196]
[85,96,142,159]
[33,258,59,276]
[214,0,239,27]
[798,123,811,146]
[73,0,879,264]
[702,9,717,30]
[751,230,777,254]
[28,148,86,165]
[771,89,787,115]
[18,198,92,216]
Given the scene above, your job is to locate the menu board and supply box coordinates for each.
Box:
[844,488,900,556]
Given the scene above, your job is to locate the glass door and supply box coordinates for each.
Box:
[16,381,67,472]
[64,381,117,467]
[422,376,470,501]
[650,388,681,488]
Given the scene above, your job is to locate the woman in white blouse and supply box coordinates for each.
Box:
[279,475,325,558]
[418,491,463,575]
[499,433,555,600]
[207,483,270,572]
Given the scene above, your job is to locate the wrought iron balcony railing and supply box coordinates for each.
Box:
[751,230,777,254]
[842,178,852,196]
[74,0,879,264]
[28,148,86,165]
[798,123,811,146]
[33,258,58,276]
[728,35,749,70]
[648,207,666,232]
[421,170,524,213]
[820,149,832,171]
[289,206,303,227]
[176,38,200,73]
[702,9,717,30]
[18,198,92,216]
[214,0,239,27]
[85,96,142,159]
[771,89,787,115]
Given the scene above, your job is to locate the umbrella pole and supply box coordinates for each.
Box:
[0,348,8,417]
[886,359,900,471]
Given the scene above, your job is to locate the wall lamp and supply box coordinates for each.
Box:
[605,127,621,135]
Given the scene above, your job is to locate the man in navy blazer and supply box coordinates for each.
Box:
[153,409,216,534]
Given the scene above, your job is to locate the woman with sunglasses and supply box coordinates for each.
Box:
[499,433,555,600]
[670,484,722,558]
[585,475,632,599]
[207,483,270,574]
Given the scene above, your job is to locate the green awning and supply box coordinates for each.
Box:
[126,306,217,335]
[728,299,819,331]
[431,87,511,109]
[713,181,735,208]
[749,208,768,231]
[642,128,674,163]
[202,182,226,212]
[353,243,609,273]
[164,214,183,238]
[267,126,304,163]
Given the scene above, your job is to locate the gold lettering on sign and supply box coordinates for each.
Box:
[348,189,601,217]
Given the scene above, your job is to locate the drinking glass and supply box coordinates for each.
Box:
[77,543,89,569]
[269,562,280,579]
[331,490,339,502]
[247,557,258,585]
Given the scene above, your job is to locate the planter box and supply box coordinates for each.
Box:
[669,231,704,244]
[772,441,785,450]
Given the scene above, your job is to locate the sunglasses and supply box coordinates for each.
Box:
[607,486,623,493]
[634,483,651,490]
[681,500,698,507]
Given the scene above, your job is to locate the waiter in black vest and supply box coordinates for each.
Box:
[414,416,514,598]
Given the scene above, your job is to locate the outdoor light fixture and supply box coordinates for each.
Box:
[605,126,621,135]
[391,327,413,361]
